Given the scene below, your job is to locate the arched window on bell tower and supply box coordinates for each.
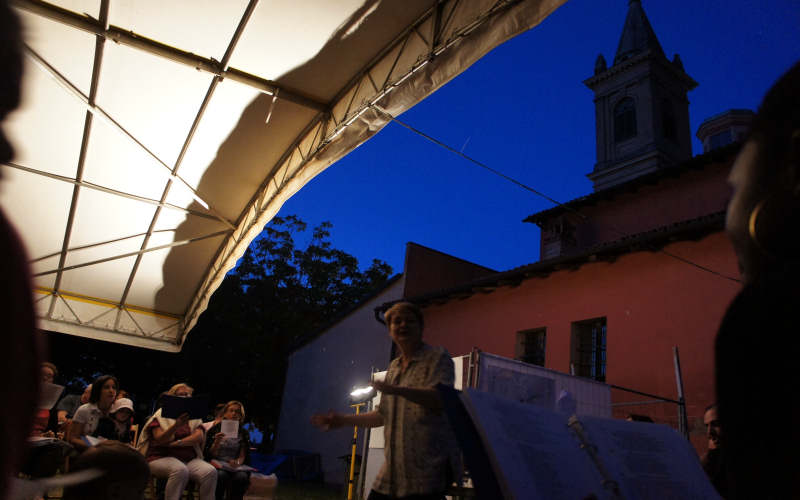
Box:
[614,97,637,142]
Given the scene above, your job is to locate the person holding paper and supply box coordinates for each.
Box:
[138,383,217,500]
[21,363,73,479]
[68,375,118,452]
[204,401,252,500]
[311,302,460,500]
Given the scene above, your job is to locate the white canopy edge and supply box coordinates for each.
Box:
[14,0,566,351]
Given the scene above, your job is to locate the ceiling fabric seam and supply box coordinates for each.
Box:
[34,229,231,277]
[47,0,108,319]
[22,45,233,228]
[113,0,260,328]
[3,161,220,221]
[31,232,150,262]
[11,0,326,112]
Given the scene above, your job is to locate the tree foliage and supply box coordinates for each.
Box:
[46,216,392,449]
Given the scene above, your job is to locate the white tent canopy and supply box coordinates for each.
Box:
[4,0,564,351]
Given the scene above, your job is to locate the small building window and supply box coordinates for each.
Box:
[662,99,676,141]
[614,98,637,142]
[570,317,606,382]
[516,328,546,366]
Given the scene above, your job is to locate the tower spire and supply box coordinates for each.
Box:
[614,0,665,65]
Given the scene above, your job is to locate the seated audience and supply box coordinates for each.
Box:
[138,383,217,500]
[68,375,118,452]
[96,397,135,444]
[204,401,251,500]
[714,61,799,498]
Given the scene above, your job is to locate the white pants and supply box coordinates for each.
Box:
[148,457,217,500]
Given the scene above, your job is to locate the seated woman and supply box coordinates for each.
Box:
[21,362,74,478]
[138,383,217,500]
[95,397,135,444]
[204,401,251,500]
[68,375,118,452]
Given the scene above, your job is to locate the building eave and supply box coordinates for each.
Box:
[391,211,727,310]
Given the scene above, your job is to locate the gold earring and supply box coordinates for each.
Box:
[747,198,766,250]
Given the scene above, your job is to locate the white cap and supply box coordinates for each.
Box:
[110,397,134,414]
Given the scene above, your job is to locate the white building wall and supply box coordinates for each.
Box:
[275,277,404,485]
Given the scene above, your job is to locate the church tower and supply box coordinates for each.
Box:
[584,0,697,191]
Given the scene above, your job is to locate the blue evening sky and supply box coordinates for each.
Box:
[271,0,798,275]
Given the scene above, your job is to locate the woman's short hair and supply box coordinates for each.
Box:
[167,383,194,396]
[383,301,424,330]
[89,375,118,404]
[223,400,245,421]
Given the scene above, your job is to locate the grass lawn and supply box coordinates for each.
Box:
[273,481,344,500]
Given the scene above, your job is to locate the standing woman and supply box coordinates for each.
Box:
[204,401,251,500]
[68,375,118,452]
[138,383,217,500]
[716,61,800,499]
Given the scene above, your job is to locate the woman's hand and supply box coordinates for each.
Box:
[310,410,341,431]
[210,431,225,451]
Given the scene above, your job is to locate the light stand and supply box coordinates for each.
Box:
[347,386,374,500]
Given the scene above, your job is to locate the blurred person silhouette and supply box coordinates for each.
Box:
[0,0,44,497]
[715,61,800,499]
[62,441,149,500]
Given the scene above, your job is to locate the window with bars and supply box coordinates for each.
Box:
[570,317,606,382]
[516,328,546,367]
[614,97,637,142]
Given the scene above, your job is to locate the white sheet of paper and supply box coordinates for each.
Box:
[38,382,64,409]
[221,419,239,437]
[460,388,721,500]
[580,416,722,499]
[461,388,603,500]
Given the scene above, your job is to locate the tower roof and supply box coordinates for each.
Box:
[614,0,665,65]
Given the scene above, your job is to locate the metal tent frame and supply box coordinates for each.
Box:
[5,0,566,350]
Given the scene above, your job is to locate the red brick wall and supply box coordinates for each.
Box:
[422,232,739,453]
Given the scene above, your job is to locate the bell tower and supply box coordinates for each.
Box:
[584,0,697,191]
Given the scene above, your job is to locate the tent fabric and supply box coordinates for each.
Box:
[4,0,566,351]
